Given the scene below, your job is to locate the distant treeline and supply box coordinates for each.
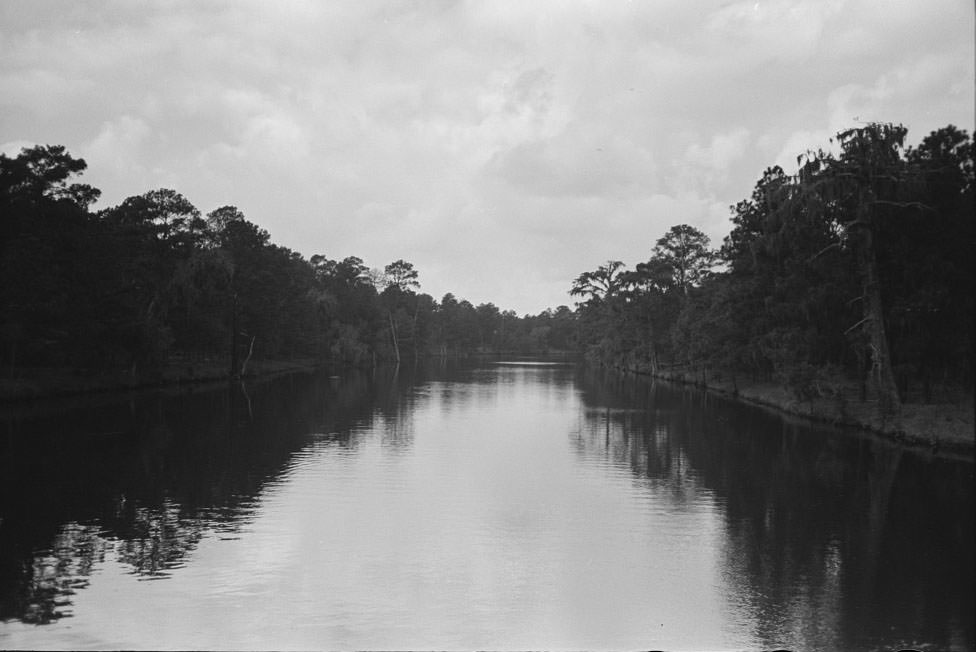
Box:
[570,123,973,410]
[0,147,575,377]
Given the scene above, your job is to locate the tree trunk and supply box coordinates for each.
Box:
[413,297,421,361]
[229,294,240,377]
[645,317,658,374]
[388,312,400,364]
[240,335,256,377]
[857,206,901,414]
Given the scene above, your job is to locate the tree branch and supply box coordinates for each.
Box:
[844,316,872,335]
[807,242,842,263]
[869,199,936,212]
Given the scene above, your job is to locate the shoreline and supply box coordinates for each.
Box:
[0,352,568,403]
[621,365,974,459]
[4,359,972,459]
[0,359,323,403]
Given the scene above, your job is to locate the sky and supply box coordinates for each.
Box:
[1,1,973,315]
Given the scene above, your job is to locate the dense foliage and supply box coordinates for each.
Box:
[571,124,974,407]
[3,122,971,404]
[0,146,575,378]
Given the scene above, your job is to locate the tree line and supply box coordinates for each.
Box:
[3,122,971,405]
[0,146,576,379]
[570,123,973,411]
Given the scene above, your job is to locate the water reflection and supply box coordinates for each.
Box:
[573,368,974,651]
[0,367,417,624]
[0,363,971,651]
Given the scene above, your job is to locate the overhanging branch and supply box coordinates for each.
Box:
[844,316,871,335]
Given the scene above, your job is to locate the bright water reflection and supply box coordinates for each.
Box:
[0,363,972,650]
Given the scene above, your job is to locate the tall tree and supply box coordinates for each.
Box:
[0,146,102,372]
[788,123,912,412]
[383,259,420,292]
[0,144,100,208]
[652,225,715,296]
[619,258,681,372]
[104,188,204,248]
[890,125,975,394]
[570,260,627,304]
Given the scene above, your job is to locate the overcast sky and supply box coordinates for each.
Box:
[1,1,972,314]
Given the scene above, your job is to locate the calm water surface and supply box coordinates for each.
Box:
[0,363,972,650]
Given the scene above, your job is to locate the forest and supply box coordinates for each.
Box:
[571,123,973,412]
[1,122,972,412]
[0,145,576,388]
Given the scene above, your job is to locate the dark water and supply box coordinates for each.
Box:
[0,362,972,650]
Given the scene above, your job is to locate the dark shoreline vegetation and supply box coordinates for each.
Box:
[1,122,972,452]
[571,123,973,454]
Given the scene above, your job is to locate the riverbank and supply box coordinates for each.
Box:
[0,358,322,402]
[0,352,569,403]
[656,370,976,456]
[635,365,974,457]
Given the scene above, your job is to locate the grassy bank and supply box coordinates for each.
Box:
[628,364,974,457]
[0,358,322,402]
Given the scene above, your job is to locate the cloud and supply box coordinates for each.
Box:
[0,0,972,314]
[485,125,657,199]
[704,0,845,63]
[768,47,975,175]
[826,53,975,132]
[685,129,751,172]
[81,116,154,201]
[675,128,752,197]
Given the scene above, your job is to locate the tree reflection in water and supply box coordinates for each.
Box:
[0,366,416,625]
[1,364,971,650]
[573,367,974,652]
[17,523,106,624]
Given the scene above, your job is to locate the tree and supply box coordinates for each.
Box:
[547,305,577,351]
[309,254,383,363]
[204,205,246,244]
[570,260,627,304]
[652,225,715,296]
[785,123,911,412]
[618,257,682,372]
[715,164,860,388]
[312,255,372,288]
[1,146,102,372]
[889,125,975,395]
[0,144,100,208]
[475,303,502,350]
[720,166,791,271]
[569,261,632,364]
[383,259,420,292]
[376,260,421,363]
[96,189,209,369]
[103,188,204,248]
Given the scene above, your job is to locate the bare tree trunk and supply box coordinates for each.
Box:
[857,205,901,414]
[388,312,400,364]
[240,335,255,377]
[229,294,240,377]
[413,297,422,362]
[645,315,658,374]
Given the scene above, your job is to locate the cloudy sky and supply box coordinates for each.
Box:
[1,1,972,314]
